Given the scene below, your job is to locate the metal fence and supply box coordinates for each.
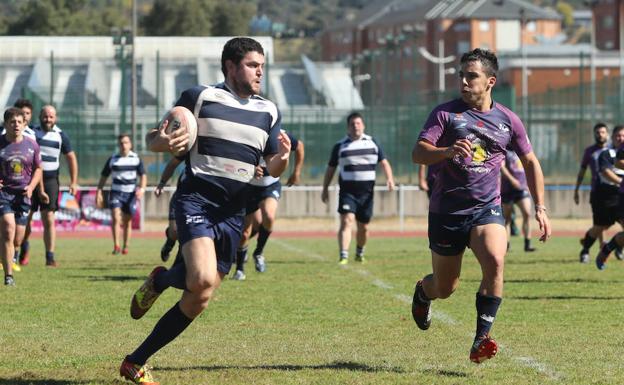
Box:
[15,71,624,186]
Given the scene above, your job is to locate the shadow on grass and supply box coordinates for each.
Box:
[510,295,624,300]
[505,258,578,265]
[67,274,144,282]
[422,368,468,378]
[0,379,96,385]
[506,278,623,284]
[158,360,404,373]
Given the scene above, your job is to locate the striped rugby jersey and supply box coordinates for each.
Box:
[1,126,36,140]
[33,124,73,179]
[100,151,145,193]
[175,83,281,213]
[328,133,386,194]
[250,131,298,187]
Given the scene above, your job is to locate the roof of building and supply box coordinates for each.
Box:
[424,0,561,21]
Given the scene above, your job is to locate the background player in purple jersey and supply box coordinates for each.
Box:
[410,49,551,364]
[0,107,42,286]
[501,149,535,252]
[575,123,622,263]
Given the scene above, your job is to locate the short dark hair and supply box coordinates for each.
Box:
[460,48,499,78]
[117,133,131,142]
[221,37,265,78]
[613,125,624,136]
[594,122,608,131]
[4,107,25,123]
[346,112,364,125]
[13,98,33,111]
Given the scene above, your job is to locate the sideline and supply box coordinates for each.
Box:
[273,239,564,381]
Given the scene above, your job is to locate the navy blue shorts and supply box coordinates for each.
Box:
[501,189,530,205]
[245,182,281,215]
[428,205,505,256]
[175,187,244,275]
[32,177,59,211]
[109,191,137,215]
[338,191,373,224]
[0,189,31,226]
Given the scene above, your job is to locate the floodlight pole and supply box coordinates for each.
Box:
[131,0,137,147]
[418,40,455,93]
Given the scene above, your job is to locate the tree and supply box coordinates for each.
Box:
[211,1,255,36]
[142,0,214,36]
[556,1,575,29]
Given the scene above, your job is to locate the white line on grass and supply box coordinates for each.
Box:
[273,239,564,381]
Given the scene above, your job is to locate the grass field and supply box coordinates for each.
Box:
[2,233,623,385]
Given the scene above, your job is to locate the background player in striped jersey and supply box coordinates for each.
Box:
[0,107,42,286]
[19,105,78,267]
[232,130,304,280]
[119,37,291,385]
[96,134,146,255]
[321,112,395,264]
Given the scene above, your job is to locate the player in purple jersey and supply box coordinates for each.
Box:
[501,149,535,252]
[0,108,42,286]
[410,49,551,364]
[575,123,621,263]
[118,37,291,385]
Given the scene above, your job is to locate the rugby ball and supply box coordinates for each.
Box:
[161,106,198,156]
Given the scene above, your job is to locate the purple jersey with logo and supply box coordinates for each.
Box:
[0,136,41,191]
[501,149,527,194]
[419,98,533,215]
[581,143,606,190]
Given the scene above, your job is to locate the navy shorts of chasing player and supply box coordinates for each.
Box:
[109,190,137,216]
[338,191,374,224]
[428,205,505,256]
[245,181,281,215]
[174,181,244,275]
[31,177,60,211]
[0,189,31,226]
[501,189,530,205]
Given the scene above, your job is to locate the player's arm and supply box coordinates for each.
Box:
[418,165,428,192]
[146,119,189,154]
[500,163,522,190]
[412,138,471,165]
[519,151,551,242]
[380,159,395,191]
[321,166,336,204]
[136,173,147,199]
[265,131,291,178]
[95,175,108,209]
[286,140,304,186]
[573,165,587,205]
[37,175,49,204]
[601,167,622,185]
[156,157,183,196]
[65,151,79,195]
[25,166,42,199]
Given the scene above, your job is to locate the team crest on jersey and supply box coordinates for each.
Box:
[471,139,488,165]
[498,123,510,132]
[453,113,466,121]
[10,159,22,174]
[236,168,250,178]
[255,101,267,110]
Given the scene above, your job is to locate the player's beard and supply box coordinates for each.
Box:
[233,78,258,97]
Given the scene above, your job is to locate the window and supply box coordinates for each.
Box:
[603,16,614,28]
[526,21,536,32]
[479,21,490,32]
[457,41,470,55]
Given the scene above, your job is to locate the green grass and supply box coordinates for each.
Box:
[1,235,623,384]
